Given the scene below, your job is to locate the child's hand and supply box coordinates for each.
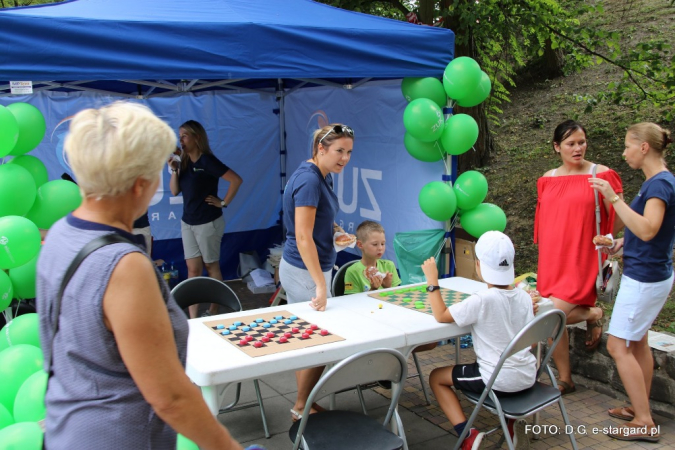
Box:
[421,257,439,284]
[382,272,393,288]
[365,268,383,290]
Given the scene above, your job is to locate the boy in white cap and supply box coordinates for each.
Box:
[421,231,536,450]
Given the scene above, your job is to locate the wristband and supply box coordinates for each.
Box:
[609,195,620,204]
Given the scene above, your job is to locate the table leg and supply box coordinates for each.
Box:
[533,342,542,440]
[201,383,234,416]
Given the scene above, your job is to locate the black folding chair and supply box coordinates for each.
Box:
[171,277,270,438]
[453,309,578,450]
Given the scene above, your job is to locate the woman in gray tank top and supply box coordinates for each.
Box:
[36,103,243,450]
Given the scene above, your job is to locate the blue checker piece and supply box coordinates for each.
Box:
[270,319,278,324]
[221,330,230,335]
[275,315,283,320]
[249,322,257,328]
[234,321,243,326]
[284,319,292,325]
[255,318,264,323]
[262,323,271,328]
[242,326,251,332]
[216,325,224,329]
[290,316,298,320]
[229,325,237,331]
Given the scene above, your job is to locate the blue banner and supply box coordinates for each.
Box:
[1,91,282,240]
[284,80,445,263]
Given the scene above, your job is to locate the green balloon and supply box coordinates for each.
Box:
[453,171,488,211]
[177,434,200,450]
[26,180,82,230]
[0,404,13,432]
[0,345,44,414]
[9,253,39,300]
[2,314,40,349]
[6,103,46,157]
[440,114,479,156]
[401,77,447,109]
[0,216,41,270]
[7,156,48,188]
[457,71,492,108]
[443,57,482,101]
[404,133,445,162]
[0,105,19,158]
[0,270,13,314]
[0,331,9,353]
[0,422,43,450]
[13,370,48,423]
[0,164,37,217]
[460,203,507,239]
[418,181,457,221]
[403,98,444,143]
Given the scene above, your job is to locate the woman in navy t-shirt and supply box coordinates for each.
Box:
[169,120,242,318]
[279,123,354,421]
[589,122,674,443]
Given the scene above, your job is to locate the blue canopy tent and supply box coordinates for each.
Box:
[0,0,455,279]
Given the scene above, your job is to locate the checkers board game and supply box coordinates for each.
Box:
[368,286,470,315]
[203,310,344,357]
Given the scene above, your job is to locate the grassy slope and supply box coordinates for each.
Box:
[486,0,675,331]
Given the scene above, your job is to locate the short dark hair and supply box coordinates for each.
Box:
[356,220,385,242]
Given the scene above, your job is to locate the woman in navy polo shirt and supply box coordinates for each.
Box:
[169,120,242,318]
[279,123,354,421]
[590,122,674,443]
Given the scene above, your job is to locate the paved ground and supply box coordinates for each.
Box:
[216,281,674,449]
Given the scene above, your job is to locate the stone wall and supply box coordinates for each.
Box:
[559,323,675,419]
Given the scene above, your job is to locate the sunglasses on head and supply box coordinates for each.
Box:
[318,125,355,145]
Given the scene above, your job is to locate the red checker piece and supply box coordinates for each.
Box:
[279,336,288,343]
[266,332,275,338]
[262,336,270,343]
[304,329,314,335]
[253,341,263,348]
[284,332,292,338]
[245,335,254,342]
[292,327,300,333]
[301,333,310,339]
[310,324,318,330]
[320,329,329,336]
[239,339,248,346]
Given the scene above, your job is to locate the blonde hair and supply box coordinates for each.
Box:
[627,122,672,160]
[311,124,354,158]
[356,220,385,242]
[64,102,176,198]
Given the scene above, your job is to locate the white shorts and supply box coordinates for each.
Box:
[279,258,332,304]
[608,273,673,343]
[180,216,225,264]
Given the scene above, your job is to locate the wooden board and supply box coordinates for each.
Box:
[368,286,470,315]
[204,310,344,357]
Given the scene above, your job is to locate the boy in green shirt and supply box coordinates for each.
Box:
[344,220,401,294]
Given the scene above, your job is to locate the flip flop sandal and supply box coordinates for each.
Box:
[608,406,635,421]
[556,379,576,396]
[585,313,605,352]
[290,409,302,422]
[607,421,660,442]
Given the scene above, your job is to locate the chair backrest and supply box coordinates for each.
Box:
[484,309,566,392]
[170,276,242,313]
[331,259,359,297]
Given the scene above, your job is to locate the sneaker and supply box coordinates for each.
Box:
[507,419,529,449]
[461,428,485,450]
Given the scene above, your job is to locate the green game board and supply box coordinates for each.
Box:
[367,286,470,315]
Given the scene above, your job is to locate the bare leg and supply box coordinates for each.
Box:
[186,257,204,318]
[293,367,325,417]
[607,334,655,427]
[204,261,224,315]
[429,366,466,425]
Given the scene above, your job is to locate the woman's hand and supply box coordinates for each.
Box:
[310,285,327,311]
[333,223,345,234]
[601,237,624,255]
[205,195,223,208]
[589,177,617,199]
[168,157,180,171]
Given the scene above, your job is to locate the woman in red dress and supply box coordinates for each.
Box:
[534,120,623,394]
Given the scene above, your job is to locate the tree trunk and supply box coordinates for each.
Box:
[542,39,565,78]
[442,0,495,170]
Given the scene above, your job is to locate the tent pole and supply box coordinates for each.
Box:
[278,78,287,239]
